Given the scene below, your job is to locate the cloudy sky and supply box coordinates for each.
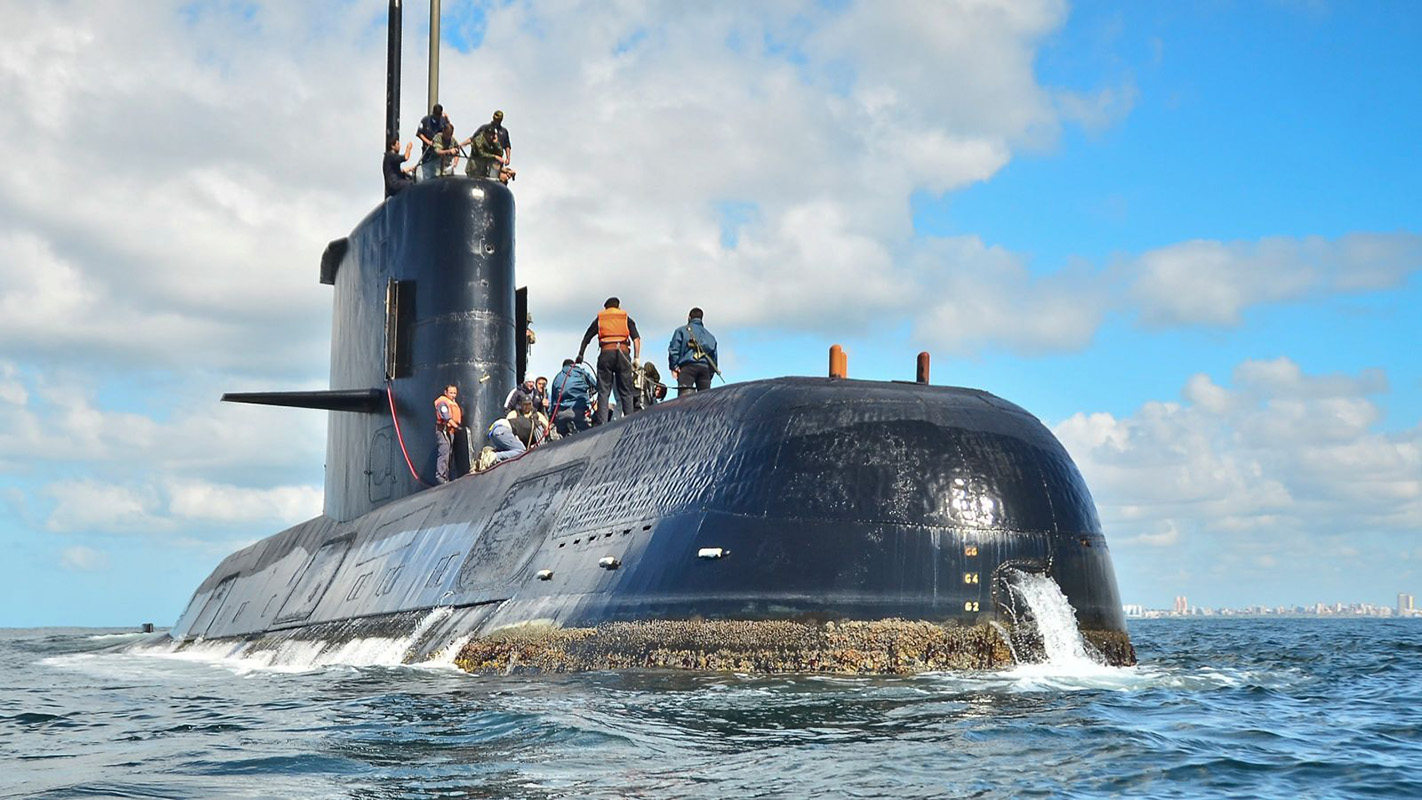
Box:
[1,1,1418,627]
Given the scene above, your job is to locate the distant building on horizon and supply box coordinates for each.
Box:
[1173,595,1188,615]
[1400,593,1415,617]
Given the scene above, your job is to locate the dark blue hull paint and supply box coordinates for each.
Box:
[168,177,1130,665]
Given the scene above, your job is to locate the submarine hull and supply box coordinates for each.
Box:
[162,175,1133,672]
[170,375,1133,670]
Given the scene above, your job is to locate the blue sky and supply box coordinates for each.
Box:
[1,1,1418,627]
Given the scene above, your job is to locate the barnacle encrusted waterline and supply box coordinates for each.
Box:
[454,619,1136,675]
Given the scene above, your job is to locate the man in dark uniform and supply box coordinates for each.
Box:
[383,137,415,198]
[667,307,719,395]
[577,297,641,425]
[415,103,448,182]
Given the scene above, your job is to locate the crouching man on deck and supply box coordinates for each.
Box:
[479,418,525,471]
[507,396,554,449]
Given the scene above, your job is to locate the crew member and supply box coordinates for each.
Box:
[433,384,462,483]
[633,361,667,410]
[463,124,503,180]
[550,359,594,436]
[473,110,512,171]
[415,103,448,182]
[432,122,460,176]
[506,397,552,448]
[577,297,642,425]
[485,417,525,465]
[533,376,549,414]
[668,307,719,395]
[383,137,415,198]
[504,379,536,412]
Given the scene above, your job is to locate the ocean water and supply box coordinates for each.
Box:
[3,616,1420,799]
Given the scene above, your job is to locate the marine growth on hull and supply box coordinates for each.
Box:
[453,617,1136,676]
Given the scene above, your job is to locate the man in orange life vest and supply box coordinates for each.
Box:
[433,384,462,483]
[576,297,642,425]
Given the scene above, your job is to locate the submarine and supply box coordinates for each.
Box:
[159,2,1134,673]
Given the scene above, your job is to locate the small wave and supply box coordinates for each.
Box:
[116,608,468,675]
[84,632,154,642]
[907,660,1302,696]
[410,633,473,673]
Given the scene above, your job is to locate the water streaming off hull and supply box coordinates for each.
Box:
[1000,569,1104,668]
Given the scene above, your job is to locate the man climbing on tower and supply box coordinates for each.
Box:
[576,297,642,425]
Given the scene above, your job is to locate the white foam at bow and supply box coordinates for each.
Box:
[119,607,465,674]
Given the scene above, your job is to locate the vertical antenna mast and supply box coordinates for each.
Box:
[385,0,402,147]
[427,0,440,113]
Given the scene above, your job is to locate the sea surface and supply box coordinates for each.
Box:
[3,617,1420,799]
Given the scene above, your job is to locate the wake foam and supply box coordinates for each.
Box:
[121,607,464,674]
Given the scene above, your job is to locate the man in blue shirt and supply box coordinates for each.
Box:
[550,359,594,436]
[667,307,719,395]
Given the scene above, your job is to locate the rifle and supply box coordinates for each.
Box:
[686,326,724,383]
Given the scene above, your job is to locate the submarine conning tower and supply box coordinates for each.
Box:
[217,0,520,522]
[322,179,517,521]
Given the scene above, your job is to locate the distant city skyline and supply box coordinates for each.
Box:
[1125,592,1421,619]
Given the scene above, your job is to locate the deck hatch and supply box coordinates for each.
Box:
[273,534,355,625]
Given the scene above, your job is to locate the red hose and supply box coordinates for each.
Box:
[386,382,432,487]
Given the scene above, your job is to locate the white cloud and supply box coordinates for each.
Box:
[40,476,323,535]
[909,239,1108,355]
[0,368,324,477]
[1118,520,1181,548]
[1,366,325,535]
[166,479,322,524]
[1126,234,1422,328]
[2,1,1415,378]
[60,545,111,573]
[45,480,161,534]
[1055,357,1422,546]
[0,361,27,406]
